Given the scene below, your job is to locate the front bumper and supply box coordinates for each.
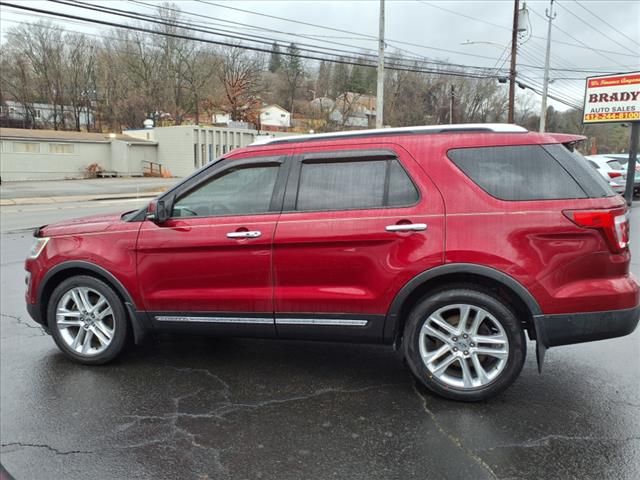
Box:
[532,306,640,370]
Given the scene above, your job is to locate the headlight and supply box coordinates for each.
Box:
[28,237,50,259]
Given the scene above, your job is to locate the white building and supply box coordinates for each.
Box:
[0,125,295,181]
[0,100,95,130]
[125,125,292,178]
[259,104,291,129]
[0,128,156,181]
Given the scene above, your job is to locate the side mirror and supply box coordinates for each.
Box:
[146,198,170,223]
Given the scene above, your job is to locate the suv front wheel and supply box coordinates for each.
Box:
[404,287,526,401]
[47,275,128,365]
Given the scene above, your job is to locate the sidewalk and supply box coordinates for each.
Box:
[0,177,176,206]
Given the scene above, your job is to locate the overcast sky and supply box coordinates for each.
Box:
[1,0,638,112]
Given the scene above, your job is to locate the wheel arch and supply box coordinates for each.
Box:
[38,261,147,343]
[384,263,542,344]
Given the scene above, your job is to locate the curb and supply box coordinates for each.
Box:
[0,191,163,207]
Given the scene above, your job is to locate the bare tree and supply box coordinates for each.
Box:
[217,47,263,122]
[65,34,97,131]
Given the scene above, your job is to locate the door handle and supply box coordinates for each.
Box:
[226,231,262,239]
[385,223,427,232]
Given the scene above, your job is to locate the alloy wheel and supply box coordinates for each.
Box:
[56,287,115,356]
[418,303,509,389]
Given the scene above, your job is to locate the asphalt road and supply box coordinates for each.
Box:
[0,178,176,199]
[1,201,639,480]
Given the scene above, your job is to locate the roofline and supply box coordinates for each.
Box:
[249,123,528,146]
[0,135,111,144]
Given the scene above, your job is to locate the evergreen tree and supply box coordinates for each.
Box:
[316,60,331,97]
[348,65,367,94]
[331,59,350,97]
[268,42,281,73]
[282,43,304,112]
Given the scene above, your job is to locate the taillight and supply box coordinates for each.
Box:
[608,171,622,178]
[563,208,629,253]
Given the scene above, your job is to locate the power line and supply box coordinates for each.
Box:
[528,6,633,69]
[572,0,640,49]
[195,0,378,40]
[51,0,630,76]
[417,0,639,59]
[0,1,499,80]
[554,0,638,56]
[125,0,506,75]
[56,0,510,76]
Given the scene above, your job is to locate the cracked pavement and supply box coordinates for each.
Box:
[1,202,639,480]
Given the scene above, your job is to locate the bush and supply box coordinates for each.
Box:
[85,163,104,178]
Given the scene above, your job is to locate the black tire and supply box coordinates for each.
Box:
[403,287,526,402]
[47,275,128,365]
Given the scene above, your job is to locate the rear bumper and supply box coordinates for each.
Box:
[26,301,47,328]
[533,305,640,348]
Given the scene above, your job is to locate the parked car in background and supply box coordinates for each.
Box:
[585,154,627,195]
[24,124,639,402]
[603,153,640,197]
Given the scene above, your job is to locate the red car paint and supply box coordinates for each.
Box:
[25,129,639,344]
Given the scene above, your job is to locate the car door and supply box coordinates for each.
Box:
[136,154,289,336]
[272,144,445,342]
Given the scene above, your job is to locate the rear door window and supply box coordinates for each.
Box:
[295,158,418,211]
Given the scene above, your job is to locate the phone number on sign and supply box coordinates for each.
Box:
[584,111,640,122]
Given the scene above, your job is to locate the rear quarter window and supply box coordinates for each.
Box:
[447,145,589,201]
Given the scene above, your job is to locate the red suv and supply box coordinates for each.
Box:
[24,124,639,401]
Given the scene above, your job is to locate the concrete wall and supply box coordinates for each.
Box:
[125,126,288,178]
[110,140,155,176]
[0,139,110,181]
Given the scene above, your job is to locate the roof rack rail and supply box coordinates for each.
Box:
[249,123,527,146]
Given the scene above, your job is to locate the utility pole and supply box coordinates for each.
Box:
[376,0,385,128]
[624,122,639,206]
[539,0,556,132]
[508,0,520,124]
[449,85,455,124]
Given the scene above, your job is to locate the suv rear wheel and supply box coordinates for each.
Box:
[47,275,128,365]
[403,287,526,401]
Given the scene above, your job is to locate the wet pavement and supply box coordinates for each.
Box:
[1,204,639,480]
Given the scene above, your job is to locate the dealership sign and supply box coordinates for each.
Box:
[583,72,640,124]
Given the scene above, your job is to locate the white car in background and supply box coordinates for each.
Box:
[585,155,627,195]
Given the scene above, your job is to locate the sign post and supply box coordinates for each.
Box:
[582,71,640,205]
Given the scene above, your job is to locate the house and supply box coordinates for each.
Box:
[0,100,95,130]
[212,111,231,125]
[259,104,291,130]
[332,93,377,128]
[0,128,156,181]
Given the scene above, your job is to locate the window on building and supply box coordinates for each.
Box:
[280,113,286,118]
[49,143,74,154]
[35,110,42,119]
[13,142,40,153]
[173,164,280,217]
[193,144,198,169]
